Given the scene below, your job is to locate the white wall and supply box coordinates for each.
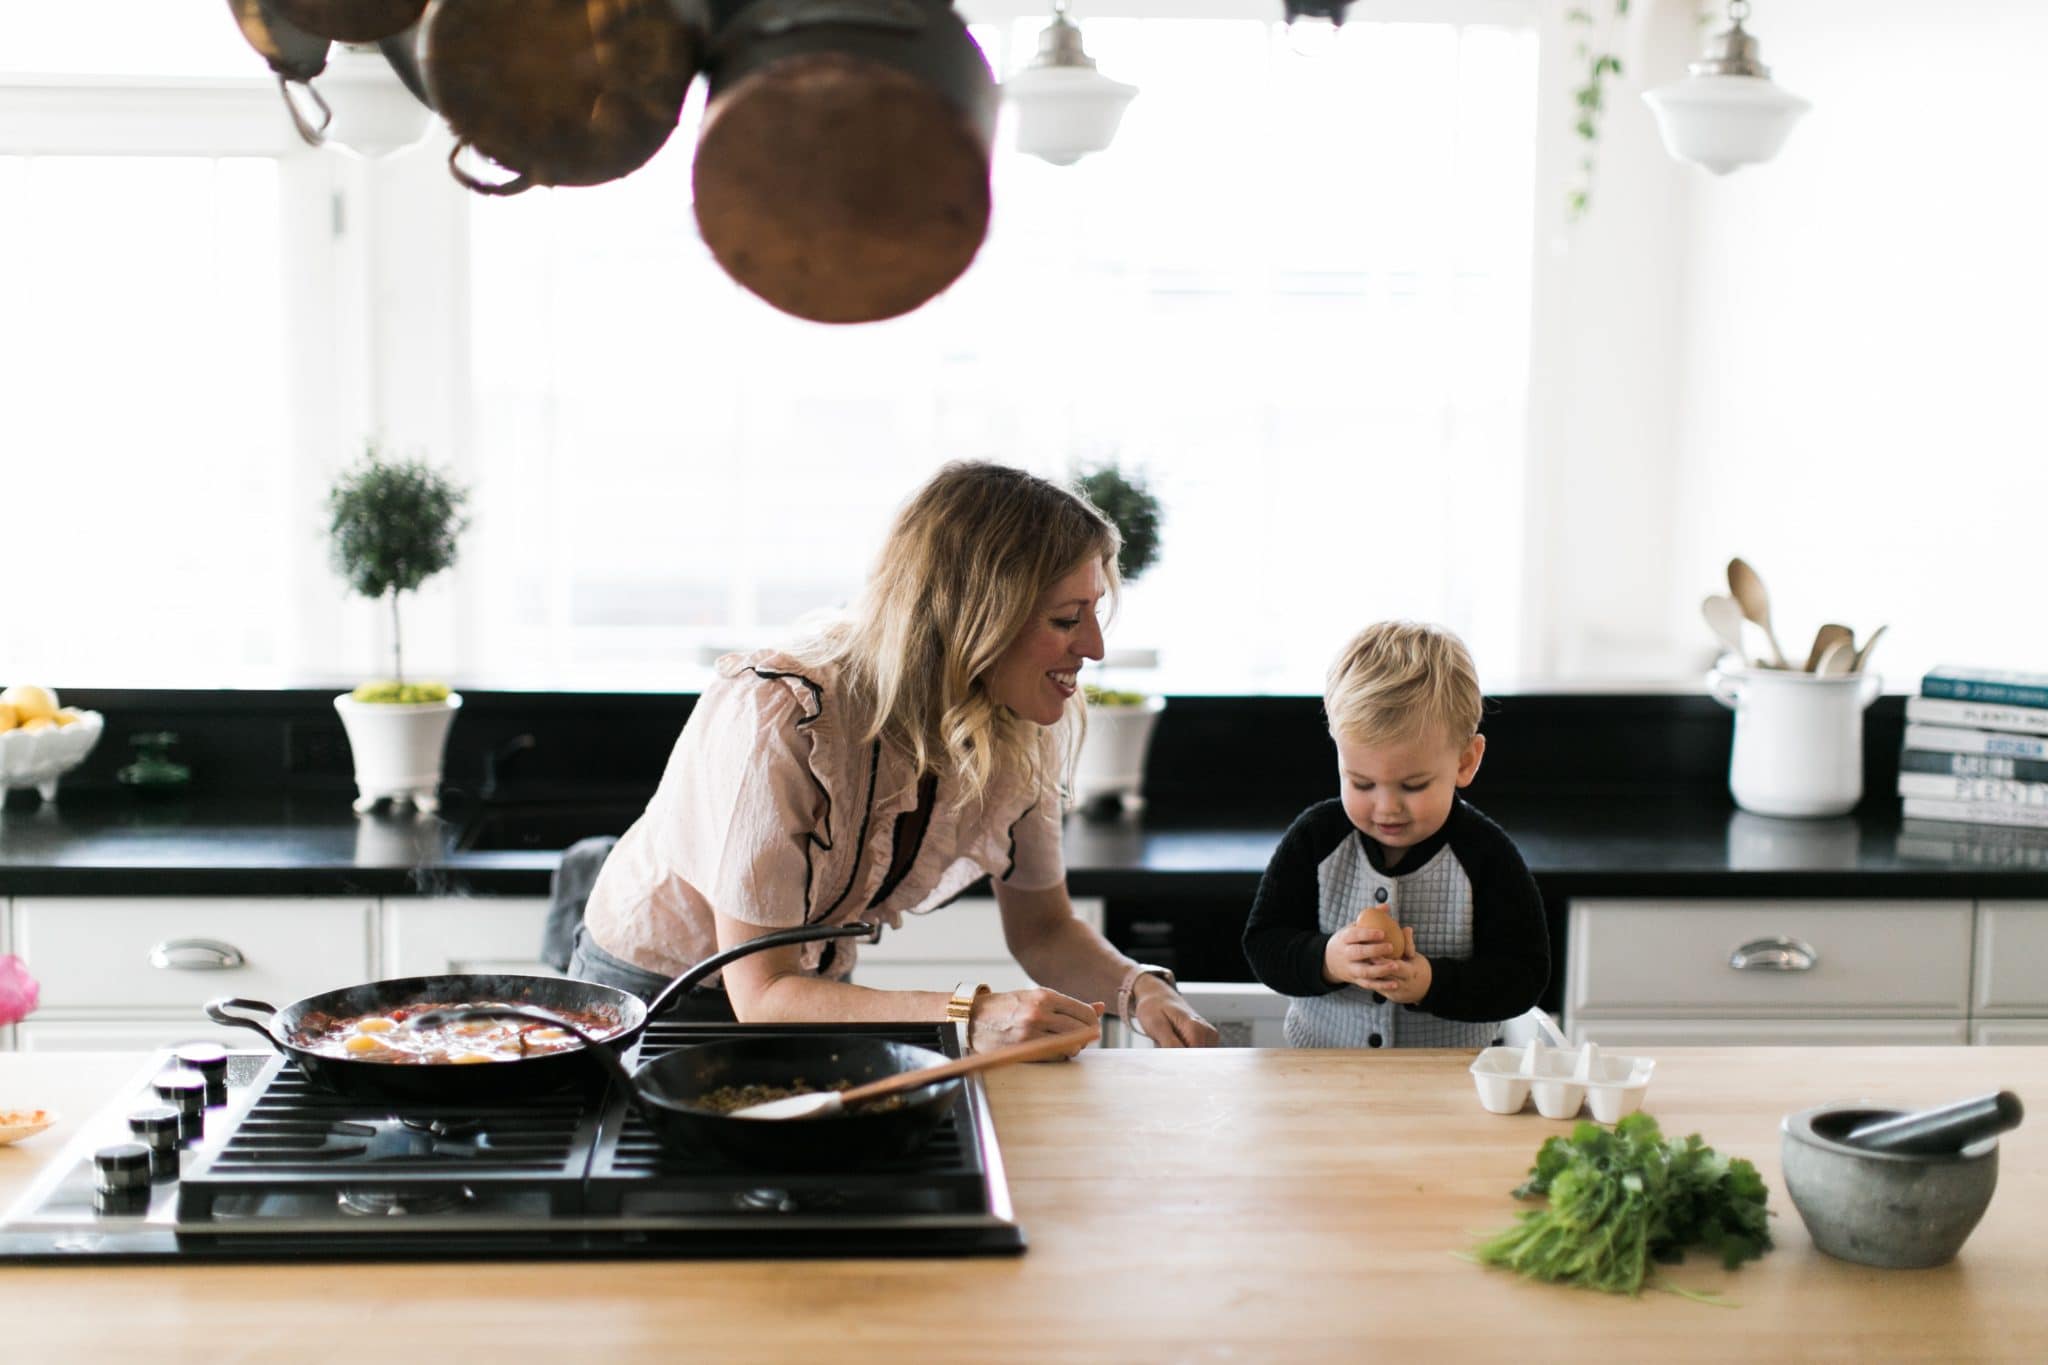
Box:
[1542,0,2048,687]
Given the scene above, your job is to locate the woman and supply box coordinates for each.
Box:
[572,462,1218,1051]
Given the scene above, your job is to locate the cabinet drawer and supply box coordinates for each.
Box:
[1972,1020,2048,1046]
[860,896,1103,964]
[1571,1018,1970,1047]
[384,897,556,978]
[12,897,375,1012]
[1568,899,1972,1017]
[1973,902,2048,1014]
[14,1018,252,1053]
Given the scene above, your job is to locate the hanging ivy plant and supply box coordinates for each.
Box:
[1566,0,1630,222]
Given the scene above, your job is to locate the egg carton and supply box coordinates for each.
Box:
[1468,1041,1654,1124]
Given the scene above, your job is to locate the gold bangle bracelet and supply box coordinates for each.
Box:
[946,980,989,1025]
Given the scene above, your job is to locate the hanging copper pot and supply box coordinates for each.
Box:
[225,0,336,145]
[266,0,429,44]
[377,20,435,108]
[691,0,996,325]
[424,0,704,196]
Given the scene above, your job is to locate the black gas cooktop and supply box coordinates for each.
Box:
[0,1023,1023,1261]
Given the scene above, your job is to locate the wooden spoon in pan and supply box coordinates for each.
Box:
[730,1024,1100,1120]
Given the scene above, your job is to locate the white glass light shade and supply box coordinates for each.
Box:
[313,45,435,159]
[1005,64,1138,165]
[1642,74,1811,176]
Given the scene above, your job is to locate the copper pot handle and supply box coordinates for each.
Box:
[448,139,532,196]
[278,74,331,147]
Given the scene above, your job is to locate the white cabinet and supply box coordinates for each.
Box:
[1972,1021,2048,1045]
[1567,898,1974,1046]
[1575,1018,1970,1047]
[383,897,555,978]
[14,1018,252,1053]
[9,896,376,1025]
[1972,901,2048,1042]
[853,896,1103,995]
[1116,981,1291,1049]
[1972,901,2048,1016]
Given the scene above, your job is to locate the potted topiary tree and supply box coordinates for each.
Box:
[1072,460,1165,818]
[327,443,470,814]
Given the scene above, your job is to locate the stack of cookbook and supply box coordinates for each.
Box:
[1898,666,2048,862]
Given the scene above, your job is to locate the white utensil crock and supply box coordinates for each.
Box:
[1708,661,1880,818]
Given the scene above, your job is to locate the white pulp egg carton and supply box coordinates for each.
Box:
[1468,1040,1655,1123]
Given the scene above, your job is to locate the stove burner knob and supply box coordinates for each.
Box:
[174,1044,230,1107]
[94,1142,153,1197]
[152,1070,207,1144]
[128,1105,183,1180]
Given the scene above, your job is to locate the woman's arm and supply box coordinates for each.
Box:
[713,905,1107,1049]
[995,880,1218,1047]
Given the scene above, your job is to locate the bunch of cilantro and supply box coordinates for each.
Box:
[1471,1112,1773,1297]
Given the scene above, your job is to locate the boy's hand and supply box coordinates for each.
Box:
[1360,930,1432,1005]
[1321,921,1410,988]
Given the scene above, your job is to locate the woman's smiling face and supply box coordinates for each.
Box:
[984,558,1109,725]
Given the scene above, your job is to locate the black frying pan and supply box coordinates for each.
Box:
[419,1007,958,1170]
[205,921,880,1105]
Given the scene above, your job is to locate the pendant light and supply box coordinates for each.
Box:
[1004,1,1137,166]
[1642,0,1810,176]
[1280,0,1348,59]
[306,42,435,159]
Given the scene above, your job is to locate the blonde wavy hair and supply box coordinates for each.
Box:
[794,462,1121,807]
[1324,621,1482,749]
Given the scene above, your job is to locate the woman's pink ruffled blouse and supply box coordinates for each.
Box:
[582,651,1067,981]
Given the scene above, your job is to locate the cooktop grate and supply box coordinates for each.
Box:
[2,1022,1022,1260]
[586,1021,990,1215]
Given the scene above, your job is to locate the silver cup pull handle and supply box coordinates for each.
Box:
[1728,936,1818,972]
[148,938,248,972]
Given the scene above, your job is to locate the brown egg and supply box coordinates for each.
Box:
[1356,904,1405,963]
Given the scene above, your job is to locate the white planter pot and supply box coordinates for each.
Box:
[1708,663,1880,818]
[333,693,462,814]
[1075,696,1165,814]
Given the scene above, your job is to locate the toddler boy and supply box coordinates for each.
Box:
[1242,622,1549,1048]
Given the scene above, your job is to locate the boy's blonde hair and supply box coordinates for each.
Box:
[1324,621,1482,748]
[794,461,1121,807]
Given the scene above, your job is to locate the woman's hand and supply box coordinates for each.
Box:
[969,987,1104,1054]
[1132,981,1220,1048]
[1322,921,1409,988]
[1359,929,1431,1005]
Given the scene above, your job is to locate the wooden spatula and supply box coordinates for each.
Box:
[730,1025,1100,1120]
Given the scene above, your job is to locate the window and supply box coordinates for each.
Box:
[463,14,1539,692]
[0,152,305,684]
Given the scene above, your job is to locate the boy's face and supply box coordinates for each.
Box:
[1335,727,1486,854]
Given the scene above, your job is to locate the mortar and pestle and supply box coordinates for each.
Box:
[1781,1091,2024,1269]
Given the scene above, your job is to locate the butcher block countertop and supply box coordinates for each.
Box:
[3,1047,2043,1363]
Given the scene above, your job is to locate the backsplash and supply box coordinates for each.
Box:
[22,687,1910,818]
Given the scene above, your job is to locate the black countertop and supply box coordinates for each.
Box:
[3,789,2044,901]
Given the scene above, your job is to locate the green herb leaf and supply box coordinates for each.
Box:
[1473,1114,1774,1297]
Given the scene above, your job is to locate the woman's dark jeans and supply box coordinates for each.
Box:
[568,926,736,1024]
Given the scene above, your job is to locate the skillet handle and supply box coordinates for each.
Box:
[645,920,884,1021]
[205,997,282,1040]
[413,1005,643,1104]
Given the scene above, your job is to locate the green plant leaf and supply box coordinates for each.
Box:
[1073,462,1163,584]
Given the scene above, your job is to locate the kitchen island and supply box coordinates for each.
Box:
[2,1046,2041,1362]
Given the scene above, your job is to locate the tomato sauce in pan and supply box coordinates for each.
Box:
[289,1001,627,1065]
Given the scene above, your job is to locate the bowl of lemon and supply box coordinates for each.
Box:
[0,685,104,801]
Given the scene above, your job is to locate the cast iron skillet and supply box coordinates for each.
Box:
[417,1003,959,1170]
[205,921,881,1106]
